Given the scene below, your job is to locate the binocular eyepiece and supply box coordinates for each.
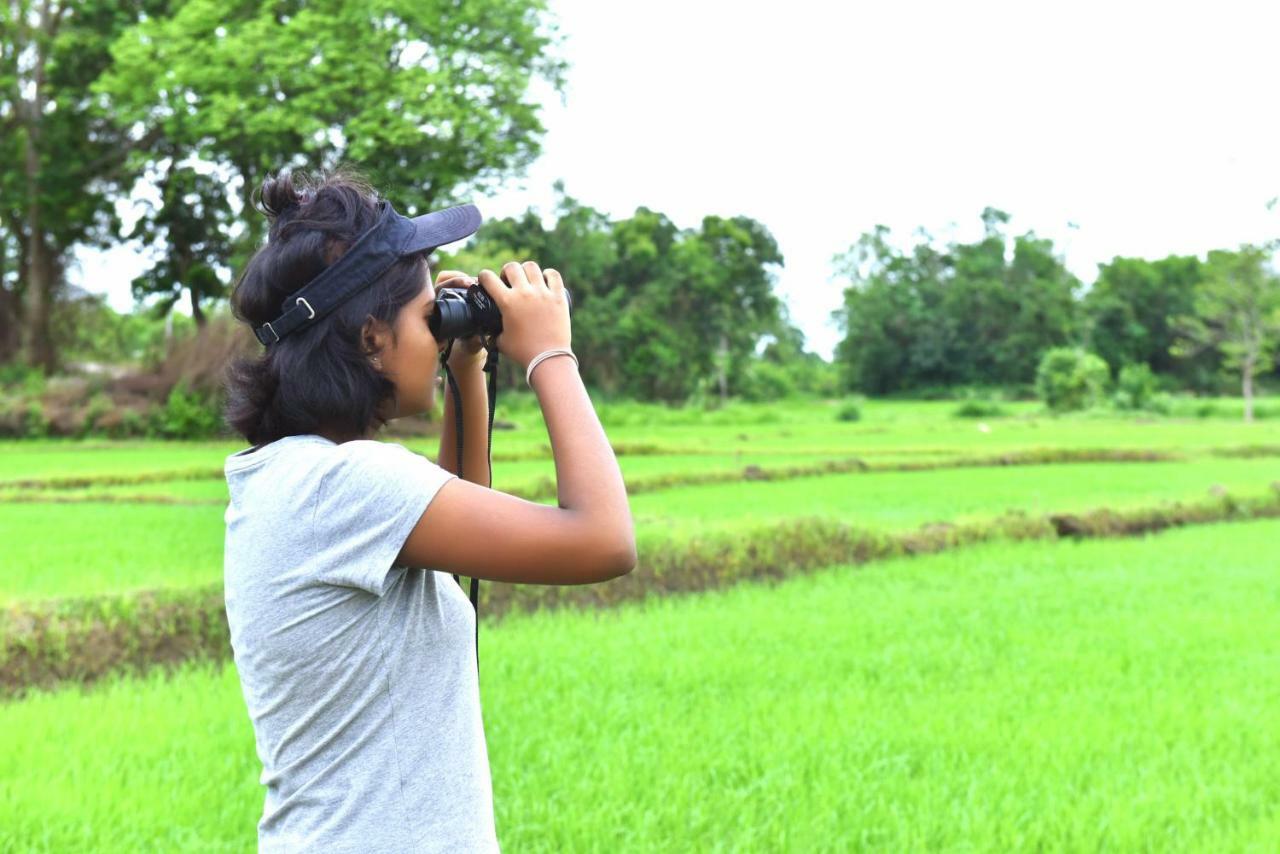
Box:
[429,280,573,342]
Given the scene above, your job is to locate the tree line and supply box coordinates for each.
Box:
[832,208,1280,414]
[435,183,828,402]
[4,2,1277,411]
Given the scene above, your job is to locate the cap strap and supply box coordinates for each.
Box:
[254,200,418,346]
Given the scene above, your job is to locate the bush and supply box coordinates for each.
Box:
[149,384,224,439]
[736,360,794,403]
[77,393,115,438]
[1146,392,1174,416]
[836,398,864,422]
[1113,363,1158,411]
[1035,348,1110,412]
[0,363,46,394]
[952,397,1007,418]
[0,398,49,438]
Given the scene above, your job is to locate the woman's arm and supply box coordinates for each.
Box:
[436,359,492,488]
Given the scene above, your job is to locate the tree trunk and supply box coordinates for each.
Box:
[16,6,58,373]
[21,232,58,373]
[190,286,206,327]
[717,332,729,404]
[1242,358,1255,423]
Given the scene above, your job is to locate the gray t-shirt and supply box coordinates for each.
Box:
[223,435,498,853]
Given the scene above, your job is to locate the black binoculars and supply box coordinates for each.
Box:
[429,279,573,341]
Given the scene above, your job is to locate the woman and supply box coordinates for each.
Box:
[222,167,636,853]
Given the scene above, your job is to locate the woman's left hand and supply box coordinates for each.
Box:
[435,269,487,372]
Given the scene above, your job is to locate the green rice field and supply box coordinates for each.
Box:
[2,398,1278,851]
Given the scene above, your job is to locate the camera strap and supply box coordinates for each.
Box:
[440,335,501,675]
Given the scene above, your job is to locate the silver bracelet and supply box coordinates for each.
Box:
[526,348,578,387]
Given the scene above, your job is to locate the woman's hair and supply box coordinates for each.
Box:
[225,167,429,446]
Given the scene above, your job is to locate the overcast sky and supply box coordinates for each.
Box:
[74,0,1280,360]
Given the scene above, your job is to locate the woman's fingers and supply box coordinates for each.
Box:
[502,260,532,289]
[544,268,564,293]
[476,269,510,307]
[522,261,546,288]
[434,269,472,287]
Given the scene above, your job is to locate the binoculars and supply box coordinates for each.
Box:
[429,277,573,342]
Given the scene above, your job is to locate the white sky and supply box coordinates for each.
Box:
[73,0,1280,360]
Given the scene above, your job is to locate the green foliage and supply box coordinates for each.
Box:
[0,397,49,438]
[437,185,792,403]
[1084,255,1213,388]
[734,359,793,402]
[93,0,568,321]
[150,385,223,440]
[1,0,148,369]
[1171,245,1280,420]
[832,211,1081,395]
[836,398,863,422]
[0,363,46,395]
[1112,362,1159,411]
[1035,347,1110,412]
[952,396,1007,418]
[51,294,189,368]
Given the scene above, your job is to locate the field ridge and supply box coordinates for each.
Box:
[5,484,1279,700]
[0,445,1239,507]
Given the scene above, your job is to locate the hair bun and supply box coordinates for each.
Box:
[257,172,311,220]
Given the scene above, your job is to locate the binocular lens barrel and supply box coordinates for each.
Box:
[429,283,573,342]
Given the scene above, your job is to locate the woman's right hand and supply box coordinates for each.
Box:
[476,261,572,368]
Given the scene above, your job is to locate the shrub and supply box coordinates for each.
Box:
[0,363,47,396]
[957,396,1003,417]
[736,360,794,403]
[1035,348,1110,412]
[150,384,223,439]
[1113,363,1159,411]
[836,397,864,422]
[4,399,50,438]
[1146,392,1174,416]
[77,393,115,438]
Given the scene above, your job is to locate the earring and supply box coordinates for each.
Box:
[371,356,382,369]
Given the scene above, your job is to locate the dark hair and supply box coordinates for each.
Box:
[225,167,429,446]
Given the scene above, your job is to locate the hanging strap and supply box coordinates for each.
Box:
[442,336,499,674]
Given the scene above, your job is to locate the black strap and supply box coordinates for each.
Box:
[254,201,413,346]
[443,336,499,674]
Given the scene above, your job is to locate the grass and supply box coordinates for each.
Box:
[628,456,1280,534]
[4,396,1280,850]
[3,519,1278,851]
[6,456,1280,604]
[6,398,1280,487]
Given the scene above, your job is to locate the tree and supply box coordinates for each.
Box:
[437,191,790,403]
[94,0,568,320]
[1171,245,1280,422]
[1,0,163,371]
[435,182,624,392]
[127,162,234,326]
[1084,254,1212,388]
[831,210,1080,394]
[1035,347,1110,412]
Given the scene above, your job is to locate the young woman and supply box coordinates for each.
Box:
[222,168,635,852]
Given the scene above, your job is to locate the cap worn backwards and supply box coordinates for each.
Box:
[255,200,482,346]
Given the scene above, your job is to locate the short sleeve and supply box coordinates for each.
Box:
[311,440,457,596]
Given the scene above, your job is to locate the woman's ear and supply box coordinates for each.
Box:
[361,317,392,363]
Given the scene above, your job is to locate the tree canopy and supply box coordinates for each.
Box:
[2,0,565,368]
[831,209,1080,394]
[435,184,799,403]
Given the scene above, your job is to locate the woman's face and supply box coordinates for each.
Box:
[377,271,444,419]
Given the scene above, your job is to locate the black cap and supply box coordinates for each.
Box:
[254,199,482,346]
